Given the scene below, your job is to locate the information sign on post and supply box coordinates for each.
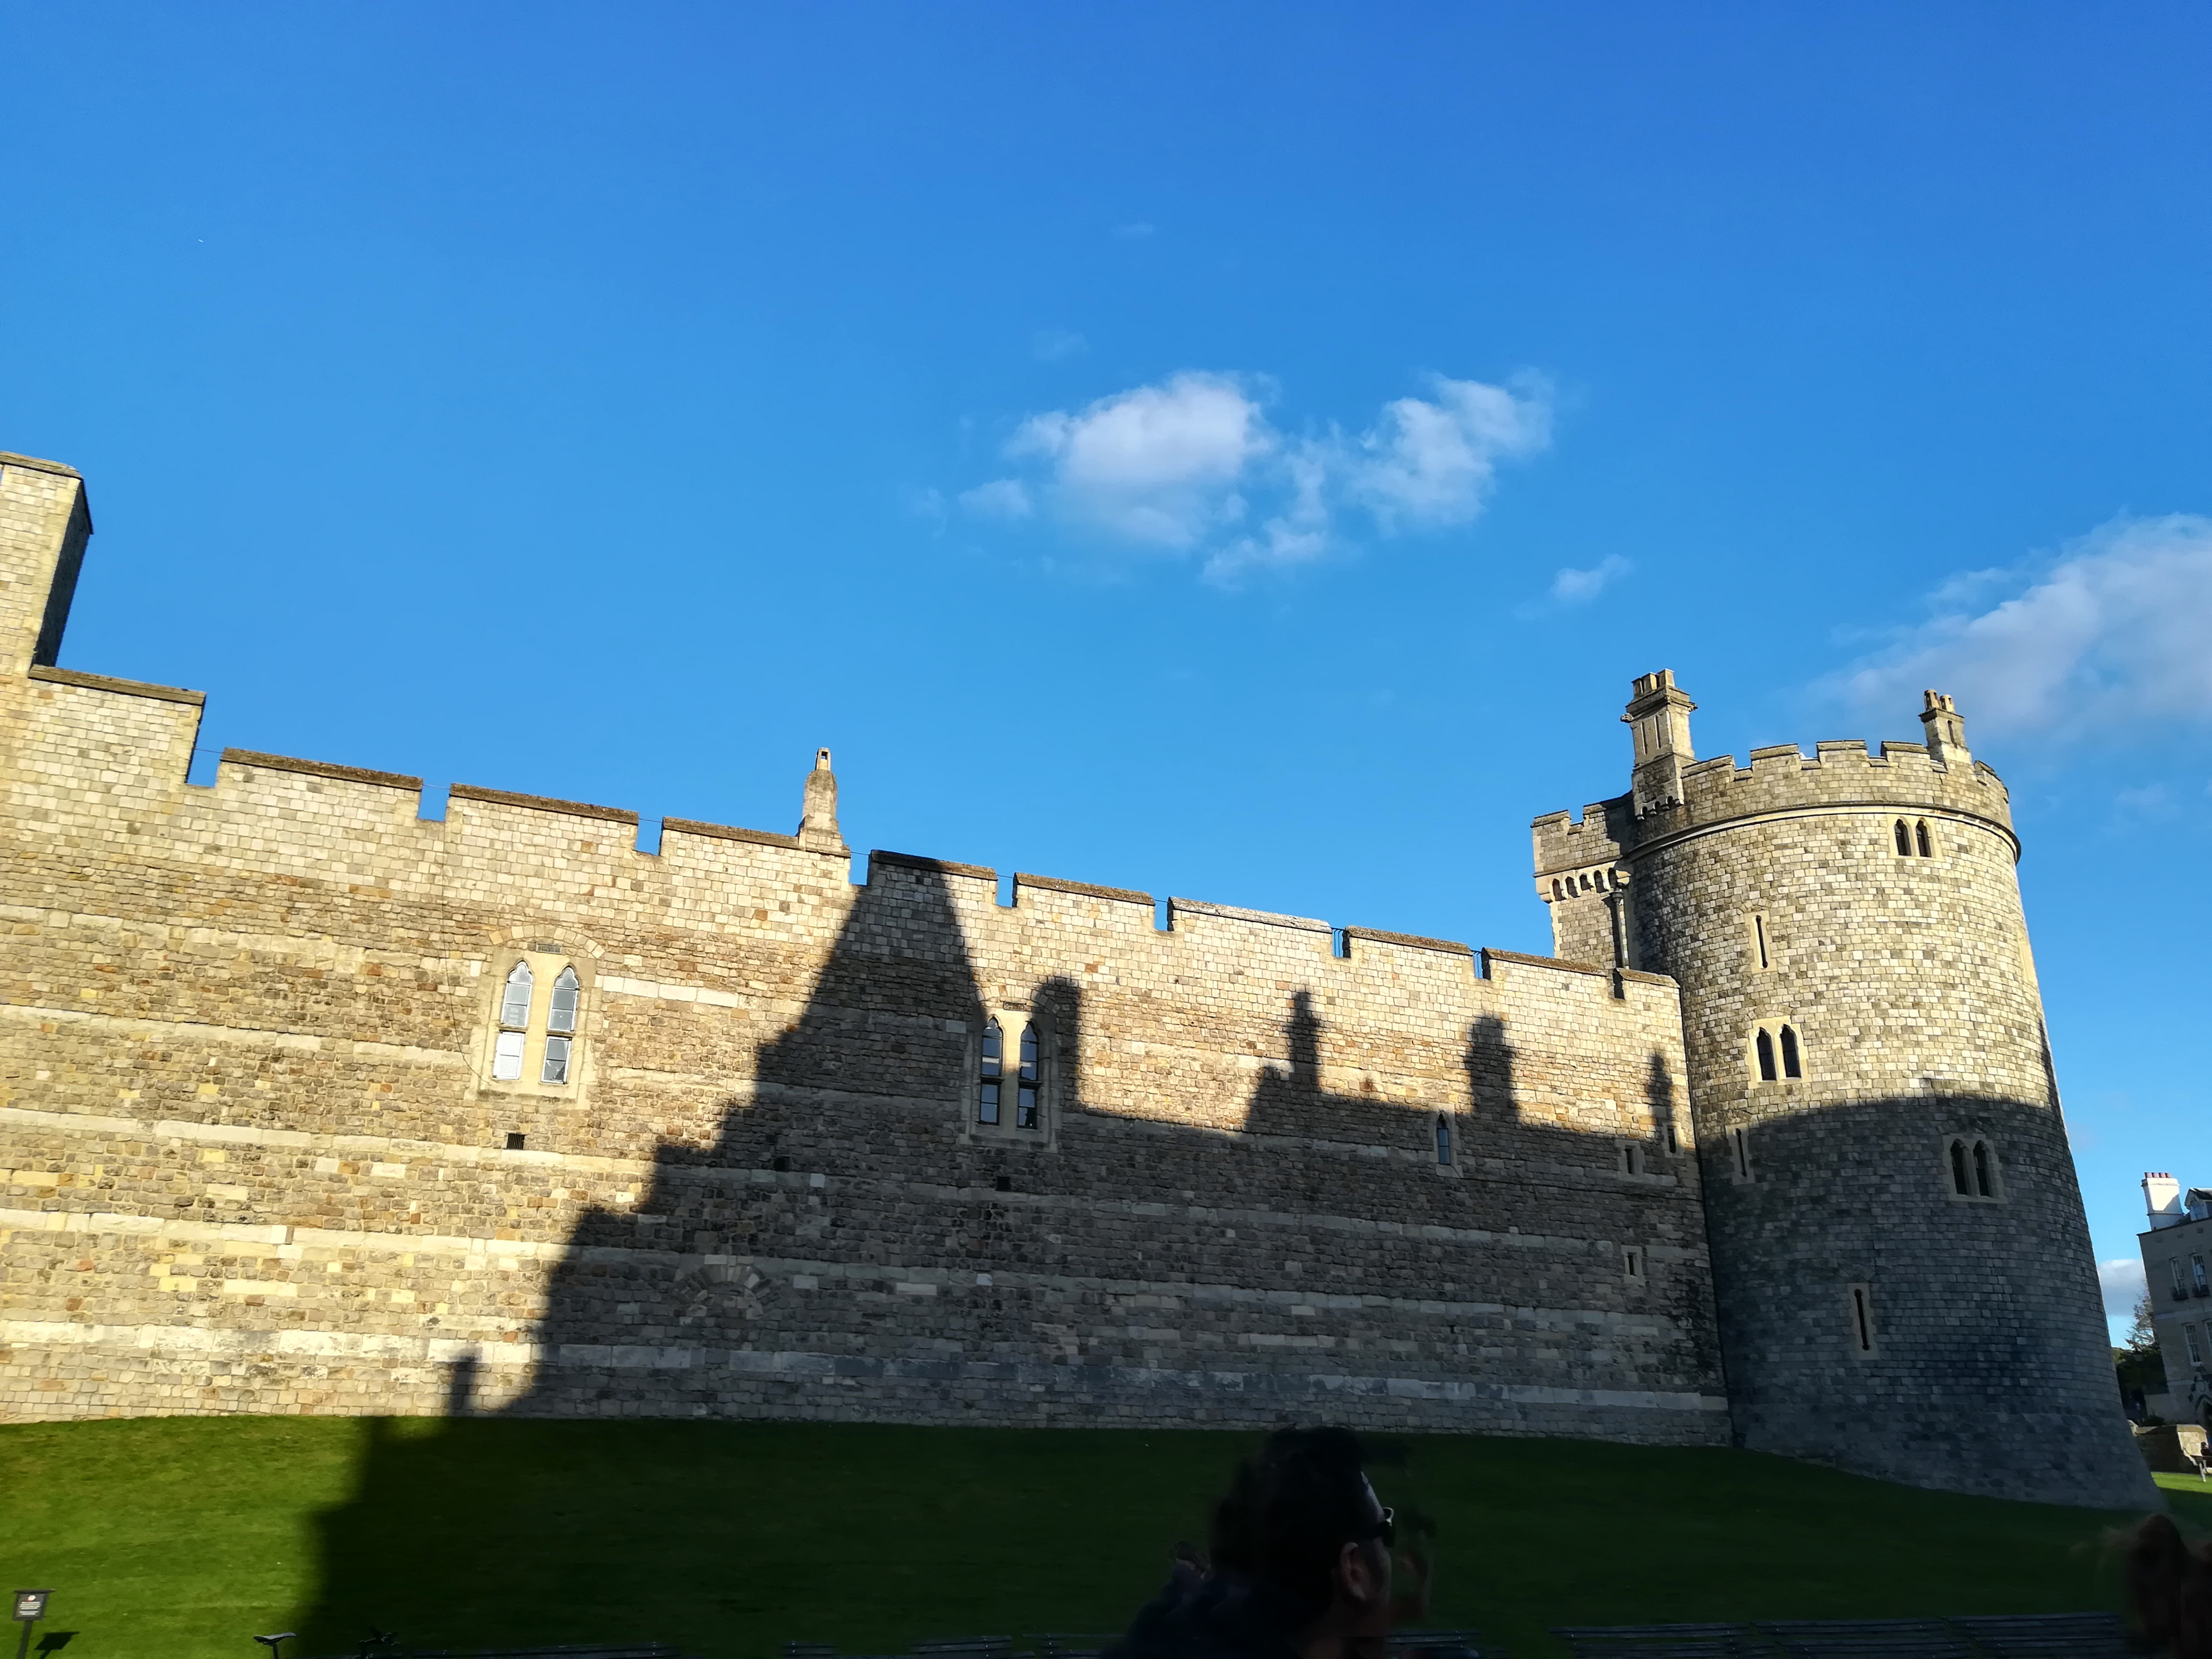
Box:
[9,1592,48,1659]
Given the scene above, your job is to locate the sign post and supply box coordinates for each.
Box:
[11,1590,48,1659]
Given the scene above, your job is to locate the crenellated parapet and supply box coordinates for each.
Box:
[1535,678,2019,911]
[1648,734,2013,850]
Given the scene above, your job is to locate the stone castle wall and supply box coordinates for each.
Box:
[2,450,2155,1508]
[1534,705,2155,1508]
[0,455,1728,1438]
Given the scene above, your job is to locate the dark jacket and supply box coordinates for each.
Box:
[1106,1570,1308,1659]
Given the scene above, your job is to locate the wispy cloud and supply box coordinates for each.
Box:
[1551,555,1633,605]
[961,370,1553,584]
[1031,329,1088,363]
[958,479,1034,521]
[1112,221,1156,240]
[1822,515,2212,741]
[1351,375,1553,532]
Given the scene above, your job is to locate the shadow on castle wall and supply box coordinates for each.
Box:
[290,863,1713,1648]
[287,862,2124,1652]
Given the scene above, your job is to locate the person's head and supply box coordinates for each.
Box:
[1210,1427,1393,1637]
[2129,1514,2212,1659]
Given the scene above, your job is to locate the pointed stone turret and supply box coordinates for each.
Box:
[798,747,844,853]
[1919,690,1971,770]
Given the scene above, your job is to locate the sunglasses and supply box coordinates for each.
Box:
[1357,1506,1397,1549]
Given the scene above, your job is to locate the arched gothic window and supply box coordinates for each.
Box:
[1016,1025,1040,1129]
[1779,1024,1803,1079]
[1435,1114,1452,1166]
[1915,819,1934,858]
[493,962,533,1080]
[1755,1027,1778,1081]
[977,1019,1003,1125]
[542,967,580,1084]
[1894,819,1913,856]
[1945,1136,2000,1200]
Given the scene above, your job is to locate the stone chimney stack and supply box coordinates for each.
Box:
[798,748,844,853]
[2146,1172,2184,1228]
[1623,669,1696,817]
[1920,691,1971,770]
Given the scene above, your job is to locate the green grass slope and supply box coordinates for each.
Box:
[0,1418,2185,1659]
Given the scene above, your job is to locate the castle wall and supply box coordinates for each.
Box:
[2,644,1728,1438]
[1544,730,2154,1509]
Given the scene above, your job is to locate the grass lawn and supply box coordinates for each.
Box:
[0,1417,2189,1659]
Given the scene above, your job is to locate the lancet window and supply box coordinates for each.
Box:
[542,967,580,1084]
[1753,1022,1803,1081]
[1016,1026,1040,1129]
[487,952,585,1094]
[1435,1114,1453,1166]
[493,962,534,1081]
[974,1011,1051,1138]
[1946,1136,2000,1200]
[978,1019,1003,1126]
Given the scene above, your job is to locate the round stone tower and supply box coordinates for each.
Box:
[1535,672,2153,1508]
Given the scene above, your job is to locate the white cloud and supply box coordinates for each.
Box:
[1550,555,1633,606]
[1112,221,1156,239]
[1009,373,1271,549]
[2101,1256,2147,1318]
[1825,515,2212,741]
[1352,374,1554,531]
[971,369,1551,581]
[1031,329,1087,363]
[958,479,1033,520]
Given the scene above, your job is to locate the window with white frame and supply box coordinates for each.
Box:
[2188,1324,2204,1369]
[486,952,585,1092]
[543,967,580,1084]
[493,962,534,1081]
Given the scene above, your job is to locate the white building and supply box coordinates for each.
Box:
[2138,1172,2212,1424]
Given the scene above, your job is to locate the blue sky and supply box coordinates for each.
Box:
[4,4,2207,1336]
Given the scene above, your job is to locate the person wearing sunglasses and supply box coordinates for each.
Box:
[1108,1426,1403,1659]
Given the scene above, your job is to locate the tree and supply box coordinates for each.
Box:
[2129,1291,2158,1356]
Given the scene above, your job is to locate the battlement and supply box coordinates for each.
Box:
[1654,732,2012,846]
[1535,672,2019,888]
[9,656,1672,1029]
